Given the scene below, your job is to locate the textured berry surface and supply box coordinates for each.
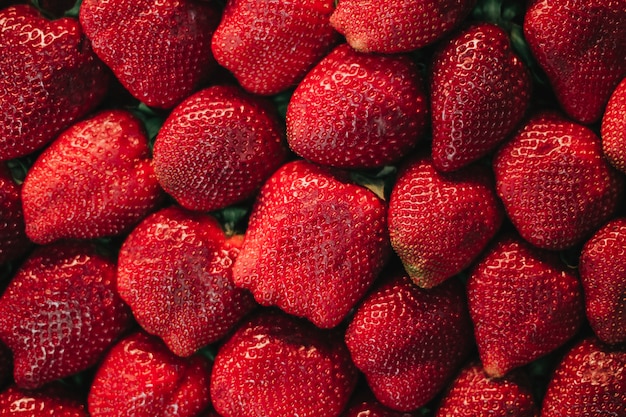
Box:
[0,164,31,265]
[0,383,88,416]
[601,77,626,173]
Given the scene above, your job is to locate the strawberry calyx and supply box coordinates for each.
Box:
[349,165,397,201]
[212,205,250,237]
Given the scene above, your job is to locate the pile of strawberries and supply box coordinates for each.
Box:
[0,0,625,415]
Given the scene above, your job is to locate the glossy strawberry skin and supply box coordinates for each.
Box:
[467,234,584,378]
[211,0,339,96]
[0,164,31,265]
[21,109,164,245]
[0,4,110,161]
[330,0,476,53]
[430,22,531,172]
[232,160,390,329]
[345,273,474,411]
[117,206,257,357]
[286,43,429,169]
[493,111,624,250]
[601,77,626,174]
[80,0,220,109]
[0,241,132,389]
[388,153,504,288]
[0,383,88,417]
[524,0,626,124]
[153,85,288,212]
[210,309,358,417]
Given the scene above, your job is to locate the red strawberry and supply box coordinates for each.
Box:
[343,390,420,417]
[232,160,389,329]
[88,331,213,417]
[329,0,476,53]
[523,0,626,124]
[345,273,473,411]
[493,111,624,250]
[79,0,220,109]
[601,77,626,174]
[117,205,257,357]
[0,4,109,161]
[430,22,531,172]
[21,109,164,245]
[286,43,429,169]
[153,85,288,212]
[540,337,626,417]
[388,153,504,288]
[0,163,32,265]
[578,218,626,345]
[0,241,131,389]
[467,234,584,378]
[211,0,339,96]
[0,383,88,416]
[210,309,358,417]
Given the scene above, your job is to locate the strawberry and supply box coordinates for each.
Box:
[153,85,288,212]
[343,387,420,417]
[79,0,220,109]
[117,205,257,357]
[601,77,626,174]
[88,331,213,417]
[231,160,389,329]
[211,0,339,96]
[21,109,164,245]
[345,273,473,411]
[388,153,504,288]
[0,4,110,161]
[0,383,88,416]
[0,241,131,389]
[523,0,626,124]
[467,234,584,378]
[329,0,476,53]
[493,111,624,250]
[286,43,429,169]
[430,22,531,172]
[0,163,32,265]
[540,337,626,417]
[210,309,358,417]
[578,217,626,345]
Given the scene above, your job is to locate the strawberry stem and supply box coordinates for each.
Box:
[64,0,83,18]
[213,205,250,236]
[349,166,397,201]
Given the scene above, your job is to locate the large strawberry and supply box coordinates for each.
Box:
[117,206,257,357]
[153,85,287,212]
[430,22,531,172]
[0,163,31,265]
[21,109,164,245]
[0,383,88,416]
[232,160,390,329]
[79,0,220,109]
[523,0,626,124]
[211,0,339,96]
[210,309,358,417]
[0,4,110,161]
[286,43,429,169]
[0,241,131,389]
[601,77,626,174]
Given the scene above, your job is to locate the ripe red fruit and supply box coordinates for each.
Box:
[0,4,109,161]
[211,0,339,96]
[117,206,257,357]
[601,77,626,174]
[388,153,504,288]
[0,383,88,416]
[153,85,288,212]
[0,241,131,389]
[79,0,220,109]
[286,43,429,169]
[467,234,584,378]
[493,111,624,250]
[0,164,31,265]
[232,160,389,329]
[21,109,164,245]
[343,388,421,417]
[210,309,358,417]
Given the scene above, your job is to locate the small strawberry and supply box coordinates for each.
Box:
[523,0,626,124]
[232,160,390,329]
[388,153,504,288]
[0,241,131,389]
[153,85,288,212]
[286,43,429,169]
[330,0,476,53]
[0,4,110,161]
[211,0,339,96]
[88,331,213,417]
[601,77,626,174]
[493,111,624,250]
[430,22,531,172]
[0,163,32,265]
[210,309,358,417]
[345,273,474,411]
[0,383,88,416]
[21,109,164,245]
[467,234,584,378]
[79,0,220,109]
